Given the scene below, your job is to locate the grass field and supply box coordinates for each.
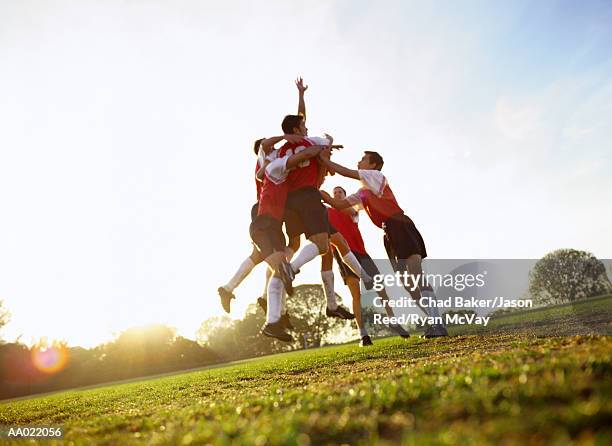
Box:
[2,330,611,445]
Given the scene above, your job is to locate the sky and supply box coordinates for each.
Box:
[0,0,611,347]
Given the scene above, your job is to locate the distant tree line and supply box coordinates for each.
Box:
[0,325,220,400]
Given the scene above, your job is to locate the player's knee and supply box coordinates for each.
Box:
[316,241,329,255]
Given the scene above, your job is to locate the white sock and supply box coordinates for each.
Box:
[342,252,371,283]
[224,257,256,292]
[291,243,320,273]
[321,270,338,310]
[421,289,441,319]
[359,327,369,337]
[266,277,283,324]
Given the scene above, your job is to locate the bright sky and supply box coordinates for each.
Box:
[1,0,611,347]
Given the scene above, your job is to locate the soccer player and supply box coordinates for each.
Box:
[217,135,301,314]
[319,151,448,338]
[217,77,308,313]
[327,186,411,346]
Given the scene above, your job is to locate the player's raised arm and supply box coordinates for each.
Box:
[296,77,308,118]
[320,190,352,210]
[319,156,360,180]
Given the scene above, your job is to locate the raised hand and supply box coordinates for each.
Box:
[295,77,308,93]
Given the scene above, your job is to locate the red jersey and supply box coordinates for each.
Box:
[347,170,404,228]
[327,207,366,254]
[257,177,288,221]
[357,185,403,228]
[277,138,319,192]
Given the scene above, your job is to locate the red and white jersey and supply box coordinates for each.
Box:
[257,178,289,221]
[254,147,278,201]
[256,149,294,221]
[327,207,367,255]
[277,136,328,192]
[346,170,404,228]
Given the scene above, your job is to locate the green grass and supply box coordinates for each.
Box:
[449,294,612,337]
[1,333,611,445]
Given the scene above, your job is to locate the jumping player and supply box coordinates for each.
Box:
[320,151,448,338]
[217,77,308,313]
[327,186,411,346]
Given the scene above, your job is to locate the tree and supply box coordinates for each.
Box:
[284,284,351,348]
[529,249,612,305]
[197,284,353,359]
[0,300,10,340]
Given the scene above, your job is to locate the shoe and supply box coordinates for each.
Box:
[359,335,373,346]
[326,305,355,320]
[280,313,294,330]
[262,322,294,342]
[421,324,448,338]
[257,296,267,312]
[362,277,374,290]
[218,287,235,313]
[278,261,295,296]
[389,324,410,338]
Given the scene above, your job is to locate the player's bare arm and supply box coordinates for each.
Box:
[286,145,341,170]
[320,190,352,210]
[261,134,303,151]
[256,159,271,181]
[296,77,308,118]
[319,156,360,180]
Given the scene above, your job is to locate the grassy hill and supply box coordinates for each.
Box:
[1,331,610,445]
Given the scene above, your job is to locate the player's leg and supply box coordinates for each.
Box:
[218,245,263,313]
[320,246,354,320]
[405,254,447,337]
[329,232,373,286]
[344,276,373,346]
[262,267,293,342]
[250,216,295,297]
[358,252,410,338]
[218,203,265,312]
[287,188,330,273]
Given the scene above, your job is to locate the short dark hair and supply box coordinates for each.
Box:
[364,151,384,170]
[281,115,303,134]
[253,138,264,155]
[333,186,347,196]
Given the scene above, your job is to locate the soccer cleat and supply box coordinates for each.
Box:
[280,313,294,330]
[326,305,355,320]
[278,261,295,296]
[390,324,410,338]
[359,335,373,346]
[257,296,267,312]
[262,322,294,342]
[421,324,448,338]
[218,287,235,314]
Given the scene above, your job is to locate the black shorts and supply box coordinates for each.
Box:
[285,206,338,238]
[383,214,427,268]
[284,187,329,238]
[249,215,286,259]
[250,202,259,222]
[333,249,380,284]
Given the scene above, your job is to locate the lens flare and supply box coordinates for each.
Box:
[31,345,69,374]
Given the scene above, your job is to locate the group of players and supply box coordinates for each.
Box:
[217,78,448,346]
